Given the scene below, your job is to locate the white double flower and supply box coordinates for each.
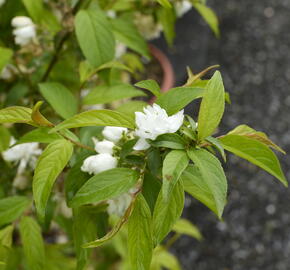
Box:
[2,138,42,188]
[133,103,184,150]
[81,127,128,175]
[11,16,36,46]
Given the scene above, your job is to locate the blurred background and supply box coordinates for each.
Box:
[154,0,290,269]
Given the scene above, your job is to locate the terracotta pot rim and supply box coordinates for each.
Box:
[148,44,175,104]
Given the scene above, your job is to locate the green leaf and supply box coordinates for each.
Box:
[197,71,225,141]
[17,128,62,144]
[97,60,133,73]
[116,101,147,116]
[75,9,115,67]
[150,133,186,150]
[227,124,285,154]
[193,3,220,37]
[0,126,10,152]
[31,101,54,127]
[181,165,220,216]
[50,109,135,132]
[153,180,184,245]
[73,206,106,270]
[33,139,73,220]
[39,82,78,119]
[219,134,287,186]
[187,149,227,218]
[205,136,226,161]
[156,0,172,8]
[173,219,202,240]
[151,247,181,270]
[111,17,150,58]
[71,168,139,207]
[0,196,30,227]
[0,225,14,248]
[0,106,33,124]
[0,47,13,71]
[157,7,176,46]
[142,173,161,213]
[82,83,146,105]
[128,194,153,270]
[156,87,204,115]
[135,79,161,97]
[22,0,43,22]
[65,158,90,205]
[19,217,45,270]
[162,150,189,200]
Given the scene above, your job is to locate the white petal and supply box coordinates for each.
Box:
[133,138,150,150]
[168,110,184,133]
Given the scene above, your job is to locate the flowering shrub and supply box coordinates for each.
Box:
[0,0,286,270]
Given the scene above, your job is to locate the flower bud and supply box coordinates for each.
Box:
[11,16,36,46]
[11,16,34,28]
[102,127,128,143]
[93,138,115,154]
[81,153,117,175]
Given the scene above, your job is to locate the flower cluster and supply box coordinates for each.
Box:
[81,127,127,175]
[12,16,36,46]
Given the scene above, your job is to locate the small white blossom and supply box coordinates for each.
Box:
[102,126,128,143]
[0,65,17,81]
[134,104,184,150]
[107,193,132,217]
[106,10,116,18]
[175,0,192,17]
[115,42,127,58]
[134,12,162,40]
[2,137,42,175]
[93,138,115,155]
[11,16,36,46]
[0,0,5,7]
[81,153,117,175]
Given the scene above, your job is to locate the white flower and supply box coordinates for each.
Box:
[134,12,163,40]
[2,137,42,174]
[11,16,36,46]
[133,104,184,150]
[102,126,128,143]
[0,0,5,7]
[106,10,116,18]
[107,193,132,217]
[175,0,192,17]
[93,138,115,155]
[81,153,117,175]
[115,42,127,58]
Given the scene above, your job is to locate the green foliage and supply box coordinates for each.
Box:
[51,110,135,132]
[187,149,227,218]
[39,82,78,119]
[135,79,161,97]
[0,1,287,269]
[153,181,184,245]
[197,71,225,141]
[0,196,30,227]
[0,106,33,124]
[162,150,189,200]
[75,9,115,67]
[220,134,287,186]
[71,168,139,207]
[0,47,13,71]
[33,139,73,220]
[128,194,153,270]
[156,87,203,115]
[82,83,146,105]
[19,216,45,270]
[111,17,150,58]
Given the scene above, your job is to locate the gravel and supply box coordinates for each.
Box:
[155,1,290,269]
